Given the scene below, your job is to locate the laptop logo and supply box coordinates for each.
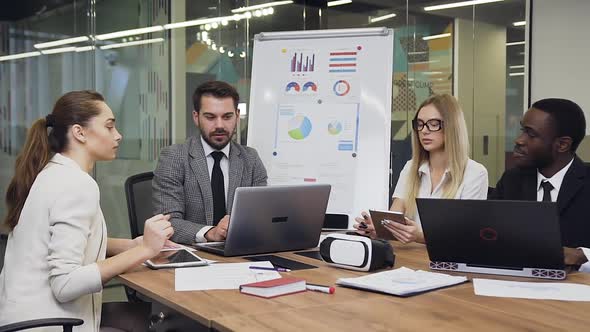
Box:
[480,227,498,241]
[272,216,288,223]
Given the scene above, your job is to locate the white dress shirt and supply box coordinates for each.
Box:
[0,153,106,331]
[536,157,573,202]
[392,159,489,226]
[535,158,590,272]
[196,137,231,242]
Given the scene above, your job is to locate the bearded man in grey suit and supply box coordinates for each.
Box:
[153,81,268,244]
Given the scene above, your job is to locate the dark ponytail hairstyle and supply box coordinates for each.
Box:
[3,90,105,230]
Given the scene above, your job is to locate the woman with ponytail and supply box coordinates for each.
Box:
[353,94,489,244]
[0,91,174,331]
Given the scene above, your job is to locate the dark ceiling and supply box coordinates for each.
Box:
[0,0,74,21]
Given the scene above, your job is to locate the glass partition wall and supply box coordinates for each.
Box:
[1,0,529,237]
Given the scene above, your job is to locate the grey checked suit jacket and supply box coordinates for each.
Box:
[152,136,268,244]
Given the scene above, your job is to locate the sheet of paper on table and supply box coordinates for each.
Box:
[473,278,590,301]
[175,261,282,291]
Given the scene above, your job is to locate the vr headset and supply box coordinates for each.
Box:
[319,233,395,271]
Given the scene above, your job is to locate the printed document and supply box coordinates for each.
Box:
[337,267,467,296]
[175,261,282,291]
[473,278,590,301]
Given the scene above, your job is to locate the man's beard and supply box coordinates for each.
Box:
[201,128,234,150]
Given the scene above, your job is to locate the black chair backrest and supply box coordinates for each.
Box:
[124,172,155,238]
[0,318,83,332]
[487,186,495,199]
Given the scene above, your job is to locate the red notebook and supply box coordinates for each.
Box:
[239,277,306,299]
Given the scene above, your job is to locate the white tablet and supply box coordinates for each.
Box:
[145,248,208,269]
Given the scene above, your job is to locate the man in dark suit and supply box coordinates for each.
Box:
[491,98,589,271]
[152,81,268,244]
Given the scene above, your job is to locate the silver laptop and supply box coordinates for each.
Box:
[195,184,331,256]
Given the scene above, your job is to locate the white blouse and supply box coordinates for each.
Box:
[392,159,489,225]
[0,153,106,331]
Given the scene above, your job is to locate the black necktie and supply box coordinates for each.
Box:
[541,180,554,202]
[211,151,226,226]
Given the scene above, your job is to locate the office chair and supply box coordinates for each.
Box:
[124,171,155,303]
[0,318,83,332]
[124,171,154,238]
[0,234,7,271]
[487,186,495,199]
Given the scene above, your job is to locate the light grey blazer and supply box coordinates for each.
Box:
[0,153,106,331]
[152,136,268,244]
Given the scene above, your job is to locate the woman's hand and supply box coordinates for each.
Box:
[132,235,179,250]
[382,217,425,244]
[353,211,377,239]
[141,214,174,257]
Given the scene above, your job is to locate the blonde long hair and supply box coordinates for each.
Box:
[403,94,470,219]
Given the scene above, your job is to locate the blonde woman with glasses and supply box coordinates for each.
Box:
[354,94,488,244]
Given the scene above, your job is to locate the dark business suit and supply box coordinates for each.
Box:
[152,136,268,244]
[490,156,590,248]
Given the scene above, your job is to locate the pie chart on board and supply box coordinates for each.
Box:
[288,115,312,140]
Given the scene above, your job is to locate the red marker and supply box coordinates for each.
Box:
[306,283,335,294]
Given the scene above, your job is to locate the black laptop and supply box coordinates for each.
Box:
[416,198,566,280]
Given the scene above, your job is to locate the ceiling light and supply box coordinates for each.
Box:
[228,51,234,57]
[513,21,526,26]
[221,19,229,26]
[0,51,41,62]
[206,39,212,45]
[96,26,164,41]
[212,44,217,51]
[423,33,451,41]
[40,46,77,55]
[75,46,95,52]
[422,71,444,75]
[100,38,164,50]
[509,65,524,69]
[231,1,293,13]
[34,36,89,49]
[370,13,396,23]
[244,12,252,19]
[327,0,352,7]
[268,7,275,14]
[509,72,524,77]
[408,60,441,65]
[240,51,246,58]
[506,41,525,46]
[205,24,211,31]
[254,10,262,17]
[408,51,427,55]
[165,15,240,30]
[424,0,505,11]
[219,46,225,53]
[211,22,219,29]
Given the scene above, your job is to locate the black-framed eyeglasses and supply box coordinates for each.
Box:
[412,119,444,132]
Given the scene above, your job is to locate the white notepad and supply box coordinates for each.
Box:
[337,267,468,297]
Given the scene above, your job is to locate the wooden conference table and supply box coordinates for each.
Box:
[118,242,590,331]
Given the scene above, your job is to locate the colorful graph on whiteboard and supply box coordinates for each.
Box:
[329,51,357,73]
[290,51,316,72]
[288,115,313,140]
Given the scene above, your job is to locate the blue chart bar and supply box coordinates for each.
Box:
[329,69,356,73]
[338,144,354,151]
